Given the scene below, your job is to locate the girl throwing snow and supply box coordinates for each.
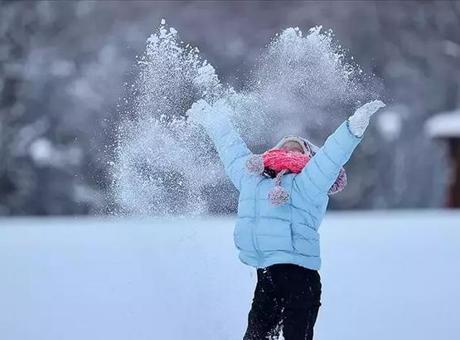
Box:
[186,98,385,340]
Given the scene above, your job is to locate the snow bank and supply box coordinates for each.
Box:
[425,110,460,138]
[0,211,459,340]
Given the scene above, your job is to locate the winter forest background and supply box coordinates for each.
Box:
[2,0,460,216]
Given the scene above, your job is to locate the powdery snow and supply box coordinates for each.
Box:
[0,211,459,340]
[425,110,460,138]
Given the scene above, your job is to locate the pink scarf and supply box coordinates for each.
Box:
[262,149,310,174]
[245,146,347,206]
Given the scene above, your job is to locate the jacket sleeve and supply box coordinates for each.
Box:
[201,114,253,191]
[294,120,363,200]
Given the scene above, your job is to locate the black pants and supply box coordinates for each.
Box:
[243,264,321,340]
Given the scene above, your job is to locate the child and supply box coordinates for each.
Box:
[186,98,385,340]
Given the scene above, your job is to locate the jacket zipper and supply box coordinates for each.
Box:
[253,179,263,266]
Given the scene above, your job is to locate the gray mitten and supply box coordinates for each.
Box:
[186,98,233,129]
[186,99,213,126]
[348,100,386,137]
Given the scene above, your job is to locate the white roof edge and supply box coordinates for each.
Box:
[425,110,460,138]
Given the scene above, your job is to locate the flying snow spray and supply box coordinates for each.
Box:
[110,20,377,216]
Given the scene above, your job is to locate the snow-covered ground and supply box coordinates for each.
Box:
[0,211,459,340]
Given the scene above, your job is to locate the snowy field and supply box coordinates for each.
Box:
[0,211,459,340]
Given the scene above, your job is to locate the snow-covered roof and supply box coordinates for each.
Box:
[425,110,460,138]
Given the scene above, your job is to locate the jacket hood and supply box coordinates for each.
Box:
[273,135,319,155]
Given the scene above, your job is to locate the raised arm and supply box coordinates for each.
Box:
[295,100,385,199]
[186,99,253,191]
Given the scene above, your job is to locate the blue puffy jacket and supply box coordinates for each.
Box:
[203,114,362,270]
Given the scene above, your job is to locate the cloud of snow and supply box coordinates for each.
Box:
[111,21,381,216]
[229,26,379,145]
[111,20,230,216]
